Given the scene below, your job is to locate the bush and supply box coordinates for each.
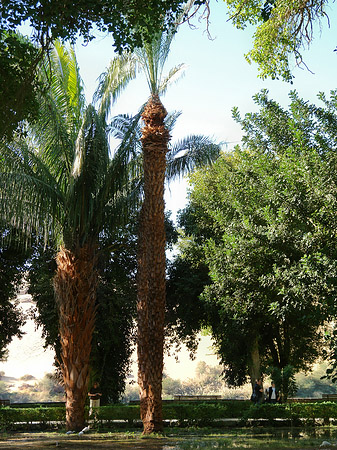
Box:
[0,406,65,431]
[242,402,337,425]
[163,401,250,423]
[95,405,140,424]
[2,401,337,431]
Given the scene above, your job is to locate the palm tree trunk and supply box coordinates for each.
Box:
[137,94,170,434]
[53,244,98,431]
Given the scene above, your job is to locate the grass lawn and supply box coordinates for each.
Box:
[0,427,337,449]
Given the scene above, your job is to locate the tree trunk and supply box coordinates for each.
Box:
[53,244,98,431]
[248,335,261,388]
[137,94,170,434]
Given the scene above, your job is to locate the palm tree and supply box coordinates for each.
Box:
[115,5,219,432]
[0,41,137,431]
[98,53,219,432]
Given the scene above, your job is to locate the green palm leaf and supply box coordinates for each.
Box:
[94,53,137,120]
[166,135,221,182]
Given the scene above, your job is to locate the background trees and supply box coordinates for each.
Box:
[0,31,44,139]
[0,231,30,361]
[0,0,197,50]
[175,89,337,399]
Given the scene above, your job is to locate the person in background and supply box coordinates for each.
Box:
[88,381,102,416]
[253,378,264,404]
[268,382,280,403]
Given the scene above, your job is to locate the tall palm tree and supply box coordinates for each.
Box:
[98,47,219,431]
[120,4,219,432]
[0,41,137,431]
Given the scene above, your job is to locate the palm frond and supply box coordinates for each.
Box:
[159,64,186,97]
[134,2,194,95]
[110,109,144,155]
[0,138,65,242]
[93,52,137,120]
[91,145,143,239]
[31,41,85,182]
[166,135,221,181]
[66,105,110,246]
[164,110,182,132]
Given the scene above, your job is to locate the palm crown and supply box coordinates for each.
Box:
[1,41,138,249]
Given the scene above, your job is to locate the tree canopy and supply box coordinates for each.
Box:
[0,31,43,139]
[176,89,337,395]
[0,0,207,51]
[226,0,331,81]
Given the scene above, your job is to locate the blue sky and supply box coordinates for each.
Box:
[72,0,337,217]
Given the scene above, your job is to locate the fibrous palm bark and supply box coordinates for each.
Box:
[53,244,98,431]
[137,94,170,434]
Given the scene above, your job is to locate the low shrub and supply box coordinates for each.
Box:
[0,406,65,431]
[162,401,250,425]
[2,401,337,430]
[95,405,140,425]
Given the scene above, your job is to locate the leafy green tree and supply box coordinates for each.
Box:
[226,0,331,81]
[0,31,43,139]
[166,243,210,356]
[0,0,206,50]
[179,90,337,396]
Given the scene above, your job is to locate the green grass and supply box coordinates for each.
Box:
[0,427,336,449]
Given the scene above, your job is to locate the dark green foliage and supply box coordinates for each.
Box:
[90,226,137,404]
[0,231,31,361]
[0,406,65,431]
[28,233,137,403]
[4,401,337,431]
[179,90,337,390]
[162,401,250,425]
[0,31,42,138]
[166,256,209,353]
[0,1,204,51]
[28,247,60,358]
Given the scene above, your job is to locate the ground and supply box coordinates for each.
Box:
[0,428,337,449]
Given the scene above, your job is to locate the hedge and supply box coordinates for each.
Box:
[2,401,337,430]
[0,406,65,430]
